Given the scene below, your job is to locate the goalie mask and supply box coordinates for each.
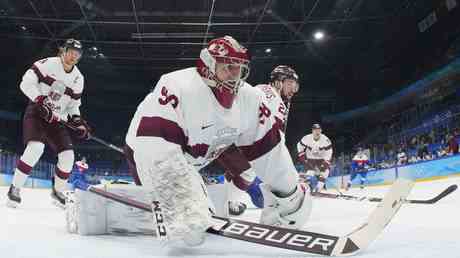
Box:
[197,36,250,109]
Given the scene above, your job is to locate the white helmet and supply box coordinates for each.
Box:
[197,36,250,108]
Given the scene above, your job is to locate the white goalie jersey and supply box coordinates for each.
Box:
[125,67,298,190]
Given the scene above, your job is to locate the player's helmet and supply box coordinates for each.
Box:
[270,65,299,86]
[62,38,83,57]
[197,36,250,108]
[312,123,321,130]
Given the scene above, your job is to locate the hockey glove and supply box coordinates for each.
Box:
[35,95,60,123]
[68,115,92,140]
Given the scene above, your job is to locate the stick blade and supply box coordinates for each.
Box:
[333,178,415,256]
[409,184,458,204]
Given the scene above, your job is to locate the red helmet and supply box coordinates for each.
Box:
[197,36,250,108]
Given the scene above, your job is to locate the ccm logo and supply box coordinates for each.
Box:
[224,222,335,252]
[152,201,167,238]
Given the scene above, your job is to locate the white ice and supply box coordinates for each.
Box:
[1,177,459,258]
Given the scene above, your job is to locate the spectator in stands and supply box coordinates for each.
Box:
[409,136,418,149]
[447,134,459,154]
[408,155,420,163]
[423,152,433,161]
[418,142,429,160]
[396,148,408,165]
[436,146,447,158]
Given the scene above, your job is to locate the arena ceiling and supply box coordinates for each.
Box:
[1,0,458,124]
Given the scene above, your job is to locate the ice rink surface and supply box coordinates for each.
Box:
[1,177,459,258]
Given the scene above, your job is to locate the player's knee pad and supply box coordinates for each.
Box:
[136,149,212,246]
[259,183,312,229]
[21,141,45,166]
[57,150,74,172]
[65,184,153,235]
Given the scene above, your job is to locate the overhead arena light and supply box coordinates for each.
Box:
[131,32,215,39]
[313,30,325,41]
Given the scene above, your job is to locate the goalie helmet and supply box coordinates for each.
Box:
[197,36,250,108]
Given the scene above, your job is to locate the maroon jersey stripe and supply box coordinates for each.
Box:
[31,65,55,86]
[239,117,283,161]
[30,65,82,100]
[64,87,82,100]
[136,116,209,158]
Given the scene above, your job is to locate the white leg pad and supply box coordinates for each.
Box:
[65,184,154,236]
[136,150,212,246]
[259,183,312,229]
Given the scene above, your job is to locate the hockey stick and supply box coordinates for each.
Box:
[312,184,458,204]
[86,178,414,256]
[87,135,124,154]
[62,121,124,154]
[282,100,291,134]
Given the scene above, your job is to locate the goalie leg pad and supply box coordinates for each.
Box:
[259,183,312,229]
[137,150,212,246]
[65,185,154,235]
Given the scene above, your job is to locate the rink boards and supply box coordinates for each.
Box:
[2,155,460,189]
[328,154,460,188]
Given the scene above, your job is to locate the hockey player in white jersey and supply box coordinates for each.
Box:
[220,65,299,215]
[256,65,299,129]
[93,36,310,246]
[7,39,91,207]
[297,123,333,192]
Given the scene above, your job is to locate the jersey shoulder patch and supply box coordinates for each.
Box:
[255,84,277,102]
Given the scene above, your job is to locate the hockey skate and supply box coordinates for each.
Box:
[50,177,67,208]
[6,184,21,208]
[228,201,247,216]
[51,187,67,207]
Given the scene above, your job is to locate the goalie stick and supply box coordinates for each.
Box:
[85,178,414,256]
[312,184,457,204]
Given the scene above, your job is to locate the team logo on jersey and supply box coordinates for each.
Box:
[205,127,238,160]
[209,43,229,56]
[201,123,214,130]
[49,91,62,101]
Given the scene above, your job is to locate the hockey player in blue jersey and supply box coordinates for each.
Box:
[347,148,370,190]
